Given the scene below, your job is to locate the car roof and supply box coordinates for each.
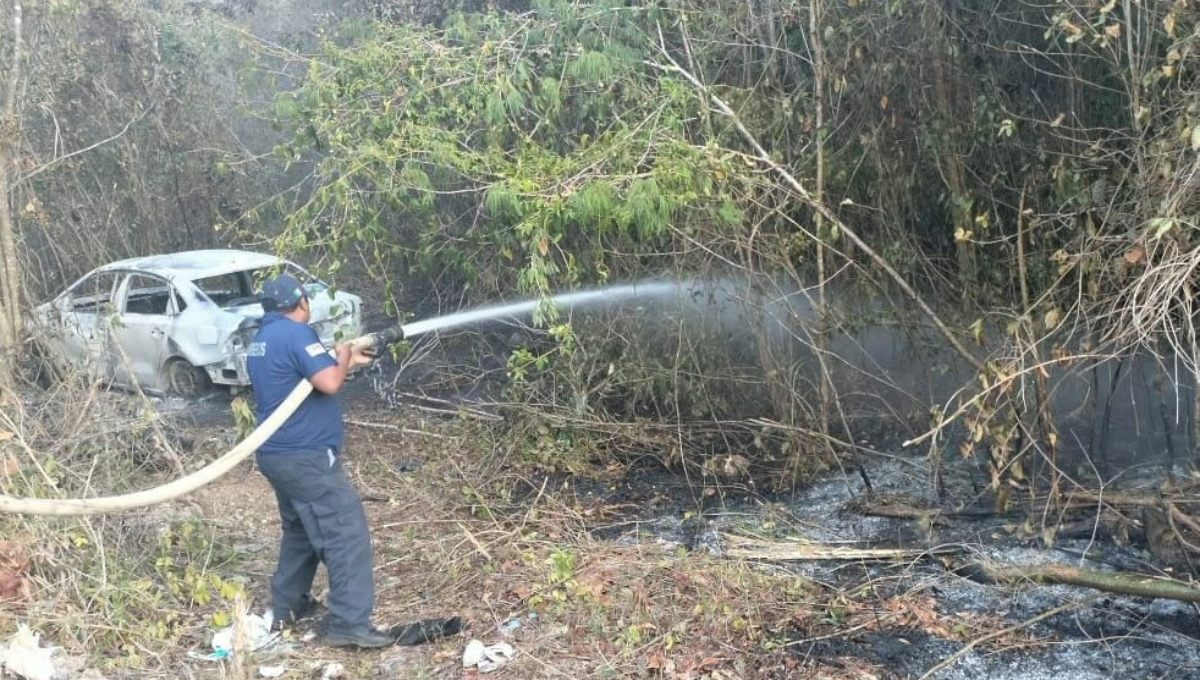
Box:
[97,249,283,280]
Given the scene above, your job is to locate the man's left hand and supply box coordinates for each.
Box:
[337,343,377,370]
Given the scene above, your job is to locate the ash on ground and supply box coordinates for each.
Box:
[586,444,1200,680]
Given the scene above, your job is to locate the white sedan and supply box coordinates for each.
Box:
[30,249,363,396]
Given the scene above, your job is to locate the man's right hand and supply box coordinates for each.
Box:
[314,343,376,395]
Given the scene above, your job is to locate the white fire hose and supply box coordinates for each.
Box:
[0,281,680,515]
[0,325,405,516]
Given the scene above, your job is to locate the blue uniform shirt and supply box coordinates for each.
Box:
[247,313,344,453]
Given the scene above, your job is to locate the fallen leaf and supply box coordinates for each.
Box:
[1044,307,1063,330]
[0,541,31,601]
[1052,346,1073,366]
[722,454,750,477]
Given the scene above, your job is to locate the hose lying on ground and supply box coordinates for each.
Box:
[0,326,405,516]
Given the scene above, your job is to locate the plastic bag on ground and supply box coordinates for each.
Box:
[462,639,515,673]
[187,611,278,661]
[0,624,56,680]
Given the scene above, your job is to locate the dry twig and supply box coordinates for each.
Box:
[916,596,1095,680]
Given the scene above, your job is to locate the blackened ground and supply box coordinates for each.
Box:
[552,439,1200,680]
[155,344,1200,680]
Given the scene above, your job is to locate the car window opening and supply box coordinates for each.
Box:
[193,265,325,309]
[69,272,121,314]
[124,274,172,315]
[193,271,256,308]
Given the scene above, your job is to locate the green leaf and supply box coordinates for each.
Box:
[1149,217,1177,239]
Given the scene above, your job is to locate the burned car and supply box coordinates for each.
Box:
[31,249,363,396]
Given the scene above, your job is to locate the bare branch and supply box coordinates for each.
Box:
[647,38,987,375]
[16,102,154,185]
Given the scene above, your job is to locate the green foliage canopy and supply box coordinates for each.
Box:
[275,2,750,321]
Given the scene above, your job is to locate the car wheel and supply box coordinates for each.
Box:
[165,358,212,398]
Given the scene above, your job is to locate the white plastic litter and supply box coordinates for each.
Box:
[258,664,286,678]
[462,639,485,667]
[321,662,345,680]
[187,612,278,662]
[0,624,56,680]
[462,639,515,674]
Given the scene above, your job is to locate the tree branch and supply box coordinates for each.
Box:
[917,595,1095,680]
[16,102,154,185]
[647,39,986,376]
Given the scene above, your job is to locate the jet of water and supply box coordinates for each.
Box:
[399,281,682,338]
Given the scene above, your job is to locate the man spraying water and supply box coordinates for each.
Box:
[247,273,392,648]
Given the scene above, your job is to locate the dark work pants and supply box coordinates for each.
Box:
[256,448,375,633]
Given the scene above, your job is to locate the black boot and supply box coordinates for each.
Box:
[389,616,464,646]
[322,626,395,648]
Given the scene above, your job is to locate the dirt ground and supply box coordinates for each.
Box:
[21,383,1198,680]
[164,384,1200,680]
[173,390,854,680]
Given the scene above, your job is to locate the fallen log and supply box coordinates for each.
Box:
[719,533,962,561]
[957,561,1200,603]
[845,495,1012,523]
[1062,490,1200,509]
[721,533,1200,603]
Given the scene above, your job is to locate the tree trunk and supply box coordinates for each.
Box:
[0,0,25,360]
[811,0,831,437]
[927,1,974,311]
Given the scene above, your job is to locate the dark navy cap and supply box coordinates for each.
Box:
[260,273,307,312]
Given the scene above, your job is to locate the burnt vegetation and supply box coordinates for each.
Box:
[2,0,1200,677]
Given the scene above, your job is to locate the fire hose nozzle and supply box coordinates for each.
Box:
[350,324,405,352]
[371,325,406,347]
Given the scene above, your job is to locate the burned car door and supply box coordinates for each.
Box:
[109,273,175,391]
[55,271,121,380]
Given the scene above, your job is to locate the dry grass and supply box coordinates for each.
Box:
[1,388,1056,679]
